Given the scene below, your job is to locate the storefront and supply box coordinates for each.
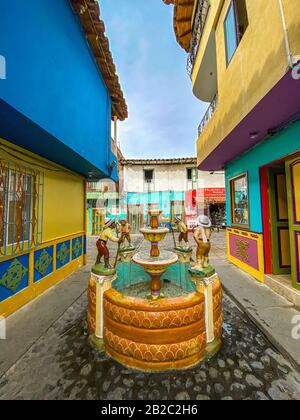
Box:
[197,188,226,229]
[226,120,300,291]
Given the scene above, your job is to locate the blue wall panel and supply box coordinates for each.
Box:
[0,254,29,303]
[72,237,83,260]
[34,246,54,283]
[0,0,114,179]
[56,241,71,270]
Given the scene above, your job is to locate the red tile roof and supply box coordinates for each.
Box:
[71,0,128,121]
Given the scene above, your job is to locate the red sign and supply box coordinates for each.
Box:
[197,188,226,203]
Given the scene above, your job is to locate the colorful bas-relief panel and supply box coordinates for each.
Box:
[0,254,29,302]
[34,246,54,283]
[72,237,83,260]
[56,241,71,269]
[0,234,86,317]
[227,228,265,283]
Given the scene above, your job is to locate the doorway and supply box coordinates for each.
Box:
[262,156,300,291]
[267,165,291,276]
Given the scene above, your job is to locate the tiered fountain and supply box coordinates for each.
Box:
[87,210,223,372]
[132,210,178,299]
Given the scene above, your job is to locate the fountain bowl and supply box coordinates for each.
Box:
[140,227,169,243]
[132,250,178,269]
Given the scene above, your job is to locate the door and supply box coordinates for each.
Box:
[170,201,185,223]
[128,205,143,234]
[268,168,291,275]
[285,157,300,290]
[92,208,105,236]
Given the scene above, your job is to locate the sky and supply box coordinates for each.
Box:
[100,0,207,159]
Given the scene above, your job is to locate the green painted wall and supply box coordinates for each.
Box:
[225,120,300,232]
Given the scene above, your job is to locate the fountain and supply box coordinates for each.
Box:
[87,211,223,372]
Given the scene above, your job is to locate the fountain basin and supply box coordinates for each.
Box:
[140,228,169,243]
[87,261,223,371]
[103,288,207,372]
[132,250,178,268]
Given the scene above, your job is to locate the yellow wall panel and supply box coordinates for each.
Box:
[279,228,291,267]
[43,171,85,242]
[0,137,85,243]
[277,174,288,220]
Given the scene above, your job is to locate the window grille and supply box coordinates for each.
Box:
[0,160,44,257]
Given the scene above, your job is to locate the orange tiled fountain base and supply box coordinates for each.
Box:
[98,284,222,372]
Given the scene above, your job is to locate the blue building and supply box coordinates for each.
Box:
[0,0,127,316]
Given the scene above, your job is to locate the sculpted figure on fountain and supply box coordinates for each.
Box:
[193,215,212,272]
[96,218,122,273]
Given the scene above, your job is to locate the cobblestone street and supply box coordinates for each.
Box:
[0,233,300,400]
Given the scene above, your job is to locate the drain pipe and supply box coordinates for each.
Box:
[277,0,294,69]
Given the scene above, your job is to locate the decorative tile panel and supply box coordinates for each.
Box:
[72,237,82,260]
[0,254,29,302]
[34,247,53,282]
[227,228,264,283]
[56,241,70,269]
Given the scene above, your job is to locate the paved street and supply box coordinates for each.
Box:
[0,232,300,400]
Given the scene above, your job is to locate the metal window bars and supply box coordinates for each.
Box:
[198,94,218,136]
[187,0,211,78]
[0,160,44,257]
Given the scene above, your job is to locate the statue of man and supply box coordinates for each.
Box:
[194,215,212,270]
[174,217,190,249]
[118,219,132,249]
[96,218,122,269]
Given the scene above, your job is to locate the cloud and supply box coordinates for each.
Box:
[101,0,207,159]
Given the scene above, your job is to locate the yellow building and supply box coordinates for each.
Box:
[0,0,127,317]
[165,0,300,295]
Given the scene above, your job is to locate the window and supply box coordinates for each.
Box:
[187,168,198,182]
[224,0,248,65]
[144,170,154,183]
[230,173,249,227]
[187,168,198,190]
[0,160,44,256]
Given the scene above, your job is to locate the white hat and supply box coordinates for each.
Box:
[196,215,212,228]
[104,218,116,227]
[175,216,182,222]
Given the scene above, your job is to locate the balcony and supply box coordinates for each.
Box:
[198,94,218,136]
[187,0,211,78]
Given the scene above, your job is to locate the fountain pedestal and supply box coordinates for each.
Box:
[87,264,116,351]
[133,251,178,299]
[189,266,223,358]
